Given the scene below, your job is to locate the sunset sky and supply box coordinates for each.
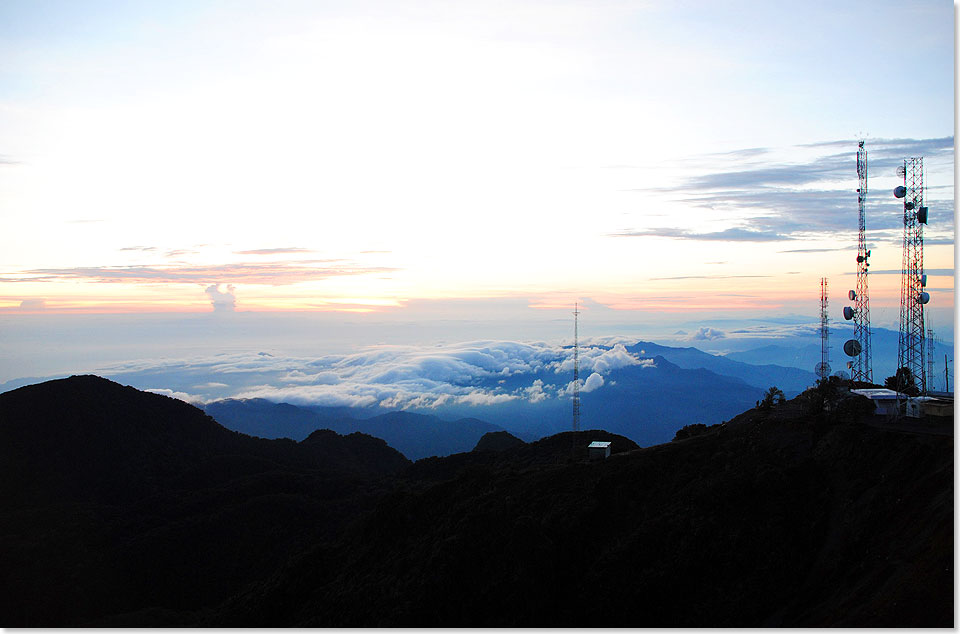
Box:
[0,0,954,384]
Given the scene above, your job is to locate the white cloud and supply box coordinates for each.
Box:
[145,387,206,405]
[582,372,604,392]
[18,298,46,311]
[687,326,726,341]
[524,378,549,403]
[204,283,236,312]
[98,339,655,411]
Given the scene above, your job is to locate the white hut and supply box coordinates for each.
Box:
[588,441,611,460]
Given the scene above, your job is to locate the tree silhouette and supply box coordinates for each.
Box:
[884,367,920,396]
[759,386,786,410]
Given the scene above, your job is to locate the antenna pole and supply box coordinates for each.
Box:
[817,278,830,380]
[572,302,581,434]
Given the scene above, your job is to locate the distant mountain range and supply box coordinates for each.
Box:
[199,342,822,453]
[204,399,503,460]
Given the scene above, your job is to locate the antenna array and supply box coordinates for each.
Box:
[896,158,929,395]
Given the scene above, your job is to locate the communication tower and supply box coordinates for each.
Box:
[896,158,929,396]
[845,141,873,383]
[816,278,831,380]
[572,302,581,434]
[927,328,935,391]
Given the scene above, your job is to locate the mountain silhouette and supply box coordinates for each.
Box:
[0,375,951,627]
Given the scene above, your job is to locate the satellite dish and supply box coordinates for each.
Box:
[919,291,930,304]
[834,370,850,380]
[905,201,915,210]
[843,306,854,320]
[847,361,854,369]
[918,206,928,224]
[815,362,832,379]
[897,165,906,177]
[894,186,907,198]
[843,339,862,357]
[848,290,856,301]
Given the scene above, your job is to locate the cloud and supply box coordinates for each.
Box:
[524,379,549,403]
[144,388,206,405]
[612,227,791,242]
[18,298,46,311]
[613,136,954,244]
[687,327,726,341]
[555,343,646,374]
[205,284,236,312]
[8,261,396,285]
[92,340,658,411]
[582,372,604,392]
[233,247,314,255]
[649,274,771,281]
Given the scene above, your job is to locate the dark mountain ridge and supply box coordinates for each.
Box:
[0,375,951,627]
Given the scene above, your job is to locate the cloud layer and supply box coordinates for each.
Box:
[614,136,955,245]
[95,340,655,410]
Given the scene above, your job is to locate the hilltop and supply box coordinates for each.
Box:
[0,375,951,627]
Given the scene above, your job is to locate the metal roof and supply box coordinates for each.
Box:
[588,441,611,448]
[852,388,900,399]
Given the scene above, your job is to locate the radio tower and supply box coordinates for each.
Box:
[896,158,929,396]
[816,278,831,380]
[572,302,581,434]
[927,328,935,391]
[852,141,873,383]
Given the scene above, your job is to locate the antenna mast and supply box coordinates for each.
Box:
[815,278,831,380]
[572,302,581,434]
[852,141,873,382]
[896,158,929,396]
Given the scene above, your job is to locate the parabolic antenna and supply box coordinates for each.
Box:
[843,339,862,357]
[894,186,906,198]
[919,291,930,304]
[897,165,906,178]
[905,201,915,211]
[848,290,856,301]
[834,370,850,380]
[843,306,854,320]
[815,362,832,379]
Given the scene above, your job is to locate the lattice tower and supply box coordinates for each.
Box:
[572,302,581,433]
[898,158,927,395]
[927,328,935,391]
[853,141,873,382]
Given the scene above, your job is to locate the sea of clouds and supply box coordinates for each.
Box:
[117,340,653,410]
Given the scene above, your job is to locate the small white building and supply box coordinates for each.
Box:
[588,441,611,460]
[851,388,900,416]
[852,388,954,419]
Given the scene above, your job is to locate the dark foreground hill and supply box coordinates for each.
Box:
[0,376,408,625]
[0,376,952,627]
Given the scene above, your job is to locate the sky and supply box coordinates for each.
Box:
[0,0,955,389]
